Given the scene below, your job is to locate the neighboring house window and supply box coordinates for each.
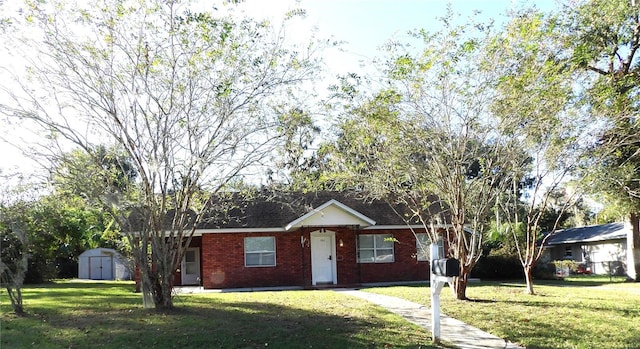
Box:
[564,247,573,259]
[416,234,445,261]
[358,234,394,263]
[245,237,276,267]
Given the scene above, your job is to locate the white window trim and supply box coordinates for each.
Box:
[357,234,395,263]
[244,237,276,267]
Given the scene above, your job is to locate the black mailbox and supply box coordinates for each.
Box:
[432,258,460,277]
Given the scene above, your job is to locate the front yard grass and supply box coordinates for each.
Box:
[3,278,638,348]
[1,281,444,349]
[365,277,640,349]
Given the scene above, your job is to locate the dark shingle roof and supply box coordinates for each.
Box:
[544,222,627,246]
[126,191,449,231]
[199,191,448,229]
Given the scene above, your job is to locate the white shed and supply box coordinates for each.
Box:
[78,248,131,280]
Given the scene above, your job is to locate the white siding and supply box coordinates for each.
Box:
[582,240,627,274]
[78,248,131,280]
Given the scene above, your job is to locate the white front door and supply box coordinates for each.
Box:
[181,248,200,285]
[311,231,336,285]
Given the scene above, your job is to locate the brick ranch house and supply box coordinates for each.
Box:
[164,192,449,289]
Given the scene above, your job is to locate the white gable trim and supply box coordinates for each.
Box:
[284,199,376,231]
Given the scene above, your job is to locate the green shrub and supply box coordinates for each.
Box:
[532,261,556,279]
[471,255,524,279]
[552,260,578,275]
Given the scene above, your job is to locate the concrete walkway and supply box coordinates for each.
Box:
[336,290,523,349]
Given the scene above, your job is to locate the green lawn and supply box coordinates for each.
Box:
[1,281,444,349]
[365,277,640,349]
[3,278,639,349]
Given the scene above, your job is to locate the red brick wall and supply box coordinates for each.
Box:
[201,232,304,289]
[356,229,430,283]
[299,227,362,286]
[192,227,437,289]
[334,227,358,285]
[142,227,455,289]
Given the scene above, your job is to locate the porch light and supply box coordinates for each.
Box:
[339,239,344,247]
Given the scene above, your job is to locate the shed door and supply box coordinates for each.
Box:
[89,256,113,280]
[311,231,336,285]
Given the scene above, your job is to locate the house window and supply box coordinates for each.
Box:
[416,234,444,261]
[245,237,276,267]
[564,247,573,259]
[357,234,394,263]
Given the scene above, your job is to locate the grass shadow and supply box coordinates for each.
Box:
[464,298,496,303]
[2,282,443,349]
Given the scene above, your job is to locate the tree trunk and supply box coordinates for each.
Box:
[454,272,469,300]
[138,263,174,310]
[524,265,535,295]
[5,287,25,316]
[139,270,155,309]
[155,275,174,310]
[133,241,175,309]
[626,213,640,281]
[2,246,28,315]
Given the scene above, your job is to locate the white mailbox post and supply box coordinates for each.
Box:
[430,243,454,343]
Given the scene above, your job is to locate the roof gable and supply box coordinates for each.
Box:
[285,199,376,230]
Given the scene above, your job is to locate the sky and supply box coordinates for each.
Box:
[0,0,561,180]
[229,0,558,76]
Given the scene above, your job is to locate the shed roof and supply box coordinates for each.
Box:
[79,247,120,258]
[544,222,627,246]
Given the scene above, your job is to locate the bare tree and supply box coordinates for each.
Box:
[487,10,590,294]
[0,0,323,309]
[321,12,521,300]
[0,180,40,315]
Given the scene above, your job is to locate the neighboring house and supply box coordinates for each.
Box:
[543,222,627,275]
[164,191,448,289]
[78,248,132,280]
